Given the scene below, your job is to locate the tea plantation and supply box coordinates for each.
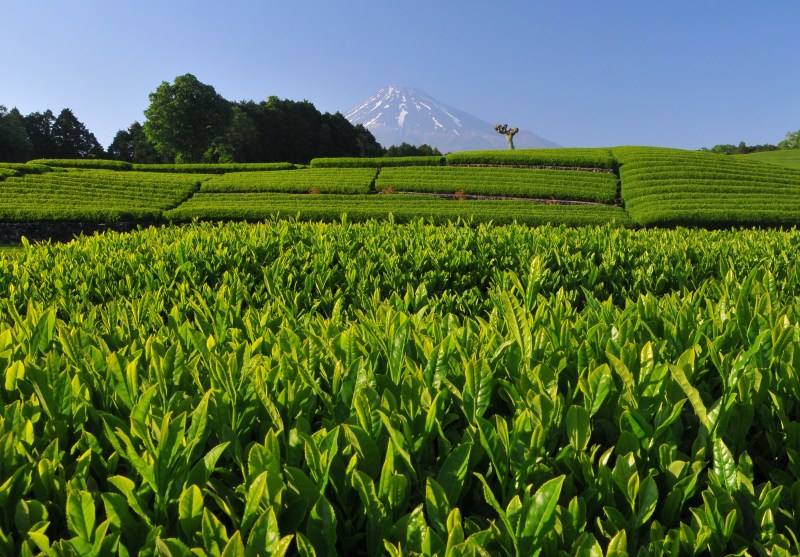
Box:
[3,149,800,555]
[4,146,800,227]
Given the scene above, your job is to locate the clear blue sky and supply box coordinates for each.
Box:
[3,0,798,150]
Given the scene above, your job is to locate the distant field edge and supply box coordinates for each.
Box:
[739,150,800,170]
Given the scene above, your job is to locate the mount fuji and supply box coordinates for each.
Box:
[344,85,559,153]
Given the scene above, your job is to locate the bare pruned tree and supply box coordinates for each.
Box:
[494,123,519,150]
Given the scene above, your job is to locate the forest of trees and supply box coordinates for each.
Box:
[1,73,443,164]
[0,106,105,162]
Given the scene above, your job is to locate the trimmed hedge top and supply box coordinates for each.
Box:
[445,148,617,169]
[310,156,445,168]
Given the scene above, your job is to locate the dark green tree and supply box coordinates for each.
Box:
[107,128,133,161]
[143,73,232,163]
[354,124,384,157]
[51,108,105,158]
[205,106,261,163]
[384,142,442,157]
[24,110,57,159]
[0,106,33,162]
[108,122,165,163]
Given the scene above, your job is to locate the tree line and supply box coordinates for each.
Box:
[701,130,800,155]
[0,106,105,161]
[1,74,441,164]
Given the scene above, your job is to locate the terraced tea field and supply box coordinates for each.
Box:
[374,166,618,203]
[201,168,376,194]
[615,147,800,226]
[0,168,205,221]
[3,146,800,229]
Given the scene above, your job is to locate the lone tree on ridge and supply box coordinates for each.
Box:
[494,123,519,150]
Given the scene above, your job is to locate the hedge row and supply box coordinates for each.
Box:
[25,159,297,173]
[0,162,58,174]
[0,169,203,222]
[310,156,445,168]
[375,166,619,203]
[165,192,633,226]
[28,158,133,170]
[445,148,617,169]
[201,168,377,194]
[132,162,297,173]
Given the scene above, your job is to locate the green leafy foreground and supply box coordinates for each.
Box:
[1,220,800,556]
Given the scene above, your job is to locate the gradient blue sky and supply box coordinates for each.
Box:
[3,1,798,150]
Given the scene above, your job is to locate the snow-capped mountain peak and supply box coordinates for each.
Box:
[344,85,557,152]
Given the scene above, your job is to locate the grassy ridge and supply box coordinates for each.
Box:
[740,149,800,170]
[165,192,632,226]
[375,166,618,203]
[201,168,377,194]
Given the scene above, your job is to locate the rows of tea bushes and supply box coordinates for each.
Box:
[28,158,133,170]
[1,222,800,555]
[28,159,297,173]
[165,192,631,226]
[132,162,297,174]
[310,156,445,168]
[375,166,618,203]
[0,167,19,180]
[0,169,205,221]
[0,162,59,175]
[446,148,617,169]
[201,168,377,194]
[8,146,800,228]
[614,147,800,226]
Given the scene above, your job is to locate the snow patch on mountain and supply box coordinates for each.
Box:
[344,85,558,152]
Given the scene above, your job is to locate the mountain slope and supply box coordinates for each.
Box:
[344,85,558,152]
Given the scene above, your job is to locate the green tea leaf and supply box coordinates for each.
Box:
[572,532,603,557]
[637,475,658,526]
[669,350,708,429]
[567,405,590,451]
[66,490,95,541]
[221,531,245,557]
[606,529,628,557]
[4,360,24,392]
[307,496,337,557]
[436,441,471,506]
[463,358,493,422]
[202,508,229,557]
[713,438,737,492]
[519,475,565,543]
[179,484,204,539]
[295,531,318,557]
[425,478,450,535]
